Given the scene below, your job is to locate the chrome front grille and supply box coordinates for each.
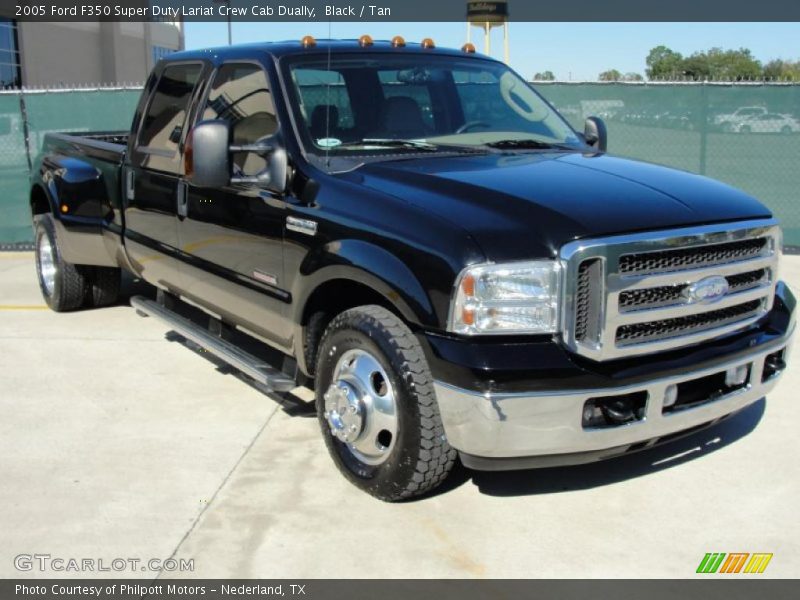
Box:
[615,299,763,345]
[574,258,602,342]
[618,268,768,312]
[618,238,768,274]
[561,220,780,361]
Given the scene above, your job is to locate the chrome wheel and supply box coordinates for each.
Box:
[323,348,398,465]
[37,232,57,297]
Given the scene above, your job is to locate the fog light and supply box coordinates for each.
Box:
[663,384,678,408]
[582,403,604,428]
[582,392,647,429]
[725,365,749,387]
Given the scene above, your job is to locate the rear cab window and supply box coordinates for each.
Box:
[135,62,203,173]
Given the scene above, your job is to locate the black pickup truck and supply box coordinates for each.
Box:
[30,38,794,501]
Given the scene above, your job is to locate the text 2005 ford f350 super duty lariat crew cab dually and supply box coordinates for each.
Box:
[30,38,795,501]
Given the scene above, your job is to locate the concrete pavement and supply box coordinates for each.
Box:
[1,251,798,578]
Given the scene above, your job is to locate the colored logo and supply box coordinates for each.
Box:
[696,552,773,574]
[684,275,729,304]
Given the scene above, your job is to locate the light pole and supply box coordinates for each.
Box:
[213,0,233,45]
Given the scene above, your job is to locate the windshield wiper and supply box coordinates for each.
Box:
[484,138,574,150]
[336,138,440,151]
[334,139,487,154]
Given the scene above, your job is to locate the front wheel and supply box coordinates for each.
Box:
[315,305,456,501]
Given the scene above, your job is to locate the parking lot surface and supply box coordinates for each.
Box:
[1,252,798,578]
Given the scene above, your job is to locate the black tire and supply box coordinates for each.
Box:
[87,266,121,307]
[315,305,456,501]
[34,215,88,312]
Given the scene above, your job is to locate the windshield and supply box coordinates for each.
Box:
[284,53,584,156]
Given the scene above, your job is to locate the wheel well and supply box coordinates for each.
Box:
[30,185,50,217]
[301,279,406,376]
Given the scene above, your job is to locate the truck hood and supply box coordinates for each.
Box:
[354,151,772,261]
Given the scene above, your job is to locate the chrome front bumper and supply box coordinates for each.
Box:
[434,328,793,467]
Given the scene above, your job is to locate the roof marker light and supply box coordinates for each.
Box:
[359,34,374,47]
[461,42,476,53]
[301,35,316,48]
[391,35,406,48]
[421,38,436,49]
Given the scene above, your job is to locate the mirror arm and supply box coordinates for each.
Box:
[227,144,274,185]
[231,171,272,186]
[228,143,275,155]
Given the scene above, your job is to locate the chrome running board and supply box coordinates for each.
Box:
[130,295,296,393]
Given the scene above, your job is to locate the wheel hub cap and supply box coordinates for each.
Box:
[323,382,363,443]
[323,349,398,465]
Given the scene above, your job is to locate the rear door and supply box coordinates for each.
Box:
[177,61,291,347]
[124,61,205,288]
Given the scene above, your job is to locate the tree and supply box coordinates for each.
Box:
[704,47,762,80]
[646,45,763,81]
[532,70,556,81]
[598,69,622,81]
[623,72,644,82]
[681,52,711,80]
[646,45,684,79]
[763,59,800,81]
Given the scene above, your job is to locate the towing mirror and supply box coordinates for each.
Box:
[584,116,608,152]
[229,135,288,194]
[187,120,231,188]
[187,121,288,194]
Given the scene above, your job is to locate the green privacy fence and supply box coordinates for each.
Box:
[0,83,798,245]
[0,88,141,244]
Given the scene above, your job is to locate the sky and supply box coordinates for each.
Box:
[184,21,800,81]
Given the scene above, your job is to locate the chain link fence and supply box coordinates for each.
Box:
[0,82,798,246]
[0,87,141,244]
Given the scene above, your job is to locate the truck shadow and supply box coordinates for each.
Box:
[163,330,317,417]
[457,399,765,498]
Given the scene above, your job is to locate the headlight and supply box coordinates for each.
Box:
[448,260,562,335]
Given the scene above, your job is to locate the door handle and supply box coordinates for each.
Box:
[177,180,188,219]
[126,169,135,200]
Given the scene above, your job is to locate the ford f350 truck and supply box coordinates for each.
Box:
[30,38,795,501]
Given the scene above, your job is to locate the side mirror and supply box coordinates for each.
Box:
[187,120,289,194]
[187,120,231,188]
[584,116,608,152]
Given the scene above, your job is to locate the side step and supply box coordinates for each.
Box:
[130,295,296,393]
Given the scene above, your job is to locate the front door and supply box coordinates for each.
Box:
[177,62,291,347]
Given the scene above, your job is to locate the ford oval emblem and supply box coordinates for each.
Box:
[684,275,729,304]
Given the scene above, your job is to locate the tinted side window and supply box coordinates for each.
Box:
[202,63,276,176]
[137,63,202,172]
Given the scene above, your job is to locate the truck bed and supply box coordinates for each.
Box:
[43,131,128,161]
